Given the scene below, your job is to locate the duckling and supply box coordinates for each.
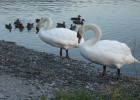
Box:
[26,23,34,31]
[71,15,81,20]
[73,19,85,25]
[70,24,76,31]
[56,21,66,28]
[5,23,12,32]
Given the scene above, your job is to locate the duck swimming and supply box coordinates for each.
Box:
[26,23,34,31]
[71,15,81,21]
[56,21,66,28]
[5,23,12,32]
[70,24,76,31]
[73,19,85,25]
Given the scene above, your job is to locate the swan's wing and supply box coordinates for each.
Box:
[81,40,135,68]
[96,40,132,55]
[51,28,84,49]
[39,28,84,49]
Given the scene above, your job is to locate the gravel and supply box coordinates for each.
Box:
[0,40,139,100]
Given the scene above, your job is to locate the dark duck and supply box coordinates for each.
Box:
[70,24,76,31]
[56,21,66,28]
[26,23,34,31]
[5,23,12,32]
[73,19,85,25]
[71,15,81,21]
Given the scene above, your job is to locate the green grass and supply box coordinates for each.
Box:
[40,88,139,100]
[54,90,93,100]
[53,87,140,100]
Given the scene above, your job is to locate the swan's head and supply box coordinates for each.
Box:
[36,26,39,33]
[77,25,85,43]
[36,19,46,33]
[36,17,52,33]
[77,31,82,43]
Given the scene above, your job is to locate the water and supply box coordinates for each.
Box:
[0,0,140,78]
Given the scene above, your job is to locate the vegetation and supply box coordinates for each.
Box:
[40,80,140,100]
[53,89,139,100]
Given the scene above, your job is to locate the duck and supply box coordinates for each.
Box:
[14,19,20,28]
[5,23,12,32]
[36,17,84,58]
[19,23,24,32]
[77,23,139,79]
[26,23,34,31]
[70,24,76,31]
[71,15,81,20]
[56,21,66,28]
[73,19,85,25]
[36,18,40,23]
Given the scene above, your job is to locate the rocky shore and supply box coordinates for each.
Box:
[0,40,139,100]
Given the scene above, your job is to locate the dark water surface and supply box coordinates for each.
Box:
[0,0,140,78]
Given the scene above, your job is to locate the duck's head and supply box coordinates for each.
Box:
[78,15,81,18]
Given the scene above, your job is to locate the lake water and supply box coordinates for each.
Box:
[0,0,140,78]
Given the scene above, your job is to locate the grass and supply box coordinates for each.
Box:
[40,79,140,100]
[54,90,94,100]
[53,89,139,100]
[40,94,47,100]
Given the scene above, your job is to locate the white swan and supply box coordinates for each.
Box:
[36,17,84,58]
[77,23,139,78]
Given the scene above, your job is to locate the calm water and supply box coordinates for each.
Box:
[0,0,140,78]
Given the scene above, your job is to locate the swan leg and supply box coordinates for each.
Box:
[60,48,62,56]
[117,69,121,79]
[66,49,69,58]
[102,65,106,76]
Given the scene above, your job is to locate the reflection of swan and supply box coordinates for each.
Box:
[77,23,139,78]
[36,17,84,58]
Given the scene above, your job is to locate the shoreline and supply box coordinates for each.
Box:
[0,40,139,99]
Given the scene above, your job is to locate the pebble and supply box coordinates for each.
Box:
[0,40,139,99]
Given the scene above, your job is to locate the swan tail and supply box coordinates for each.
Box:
[134,59,140,64]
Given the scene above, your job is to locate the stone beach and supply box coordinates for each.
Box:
[0,40,139,100]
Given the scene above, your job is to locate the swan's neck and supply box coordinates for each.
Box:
[38,17,52,31]
[80,24,102,46]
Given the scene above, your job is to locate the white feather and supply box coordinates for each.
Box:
[78,24,139,69]
[37,17,84,52]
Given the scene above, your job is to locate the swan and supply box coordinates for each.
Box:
[36,17,84,58]
[77,23,139,78]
